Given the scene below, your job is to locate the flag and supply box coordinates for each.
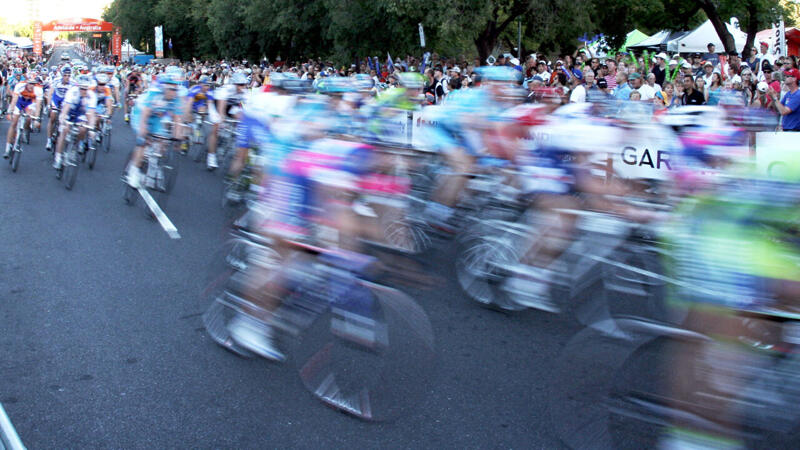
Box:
[374,56,380,75]
[168,38,172,50]
[387,53,394,72]
[420,52,430,72]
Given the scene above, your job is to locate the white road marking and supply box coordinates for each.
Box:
[137,187,181,239]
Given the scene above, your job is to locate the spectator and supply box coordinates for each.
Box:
[569,70,586,103]
[630,90,642,101]
[701,61,714,87]
[707,72,723,105]
[646,72,661,93]
[629,72,653,100]
[771,68,800,131]
[703,43,720,67]
[682,77,705,105]
[751,82,774,109]
[614,71,632,100]
[449,66,463,90]
[757,41,775,67]
[745,47,759,72]
[434,67,447,103]
[604,60,618,90]
[535,60,550,82]
[653,52,668,86]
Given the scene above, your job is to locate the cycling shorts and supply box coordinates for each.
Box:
[518,149,579,195]
[52,94,66,109]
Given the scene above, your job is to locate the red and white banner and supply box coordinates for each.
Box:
[113,28,122,57]
[33,21,43,56]
[41,18,114,33]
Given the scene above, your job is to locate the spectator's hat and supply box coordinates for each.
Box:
[669,59,678,66]
[681,61,692,69]
[703,60,713,67]
[757,81,769,92]
[451,66,461,73]
[656,52,668,60]
[730,75,742,84]
[597,78,608,89]
[785,68,800,79]
[760,41,769,48]
[509,57,520,66]
[628,72,642,80]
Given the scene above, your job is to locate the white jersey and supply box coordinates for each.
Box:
[51,77,72,99]
[63,86,98,116]
[13,82,44,100]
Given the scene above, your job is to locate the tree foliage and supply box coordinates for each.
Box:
[102,0,791,64]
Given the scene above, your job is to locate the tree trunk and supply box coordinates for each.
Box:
[698,0,737,54]
[741,0,760,59]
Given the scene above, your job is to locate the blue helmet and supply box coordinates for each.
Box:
[475,66,522,82]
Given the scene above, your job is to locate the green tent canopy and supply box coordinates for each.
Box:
[621,29,649,52]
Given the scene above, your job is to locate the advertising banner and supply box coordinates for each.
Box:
[33,22,43,56]
[155,26,164,58]
[113,28,122,57]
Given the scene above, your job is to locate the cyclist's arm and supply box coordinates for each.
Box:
[137,106,152,139]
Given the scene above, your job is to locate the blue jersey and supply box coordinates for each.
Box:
[131,86,185,137]
[187,84,214,111]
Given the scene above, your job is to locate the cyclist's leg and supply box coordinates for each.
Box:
[5,108,21,156]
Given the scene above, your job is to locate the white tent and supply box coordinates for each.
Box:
[667,19,746,53]
[0,35,33,48]
[121,41,144,61]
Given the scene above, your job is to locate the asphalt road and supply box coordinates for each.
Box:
[5,46,743,449]
[0,47,590,449]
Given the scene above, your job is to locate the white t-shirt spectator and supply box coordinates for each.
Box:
[638,83,656,100]
[569,84,587,103]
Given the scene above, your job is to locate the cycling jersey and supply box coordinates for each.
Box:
[127,73,142,92]
[62,86,97,123]
[215,84,246,116]
[12,83,43,114]
[131,86,185,137]
[93,85,113,114]
[51,78,72,108]
[186,84,215,111]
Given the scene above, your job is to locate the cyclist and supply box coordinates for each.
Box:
[226,94,392,360]
[53,74,97,170]
[46,65,72,151]
[4,73,42,158]
[92,66,116,146]
[124,66,144,122]
[125,72,186,188]
[210,71,249,170]
[5,68,25,114]
[183,74,218,154]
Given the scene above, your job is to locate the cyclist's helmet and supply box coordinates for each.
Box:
[198,75,213,85]
[397,72,425,89]
[61,65,72,76]
[474,66,522,83]
[95,72,110,84]
[74,75,92,89]
[316,76,355,94]
[60,54,70,61]
[353,73,374,91]
[231,72,248,85]
[157,72,184,86]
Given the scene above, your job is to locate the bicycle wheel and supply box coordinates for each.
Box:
[87,144,97,170]
[161,147,179,195]
[294,281,436,421]
[63,144,79,190]
[202,239,281,357]
[455,232,526,311]
[103,129,111,153]
[10,149,21,173]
